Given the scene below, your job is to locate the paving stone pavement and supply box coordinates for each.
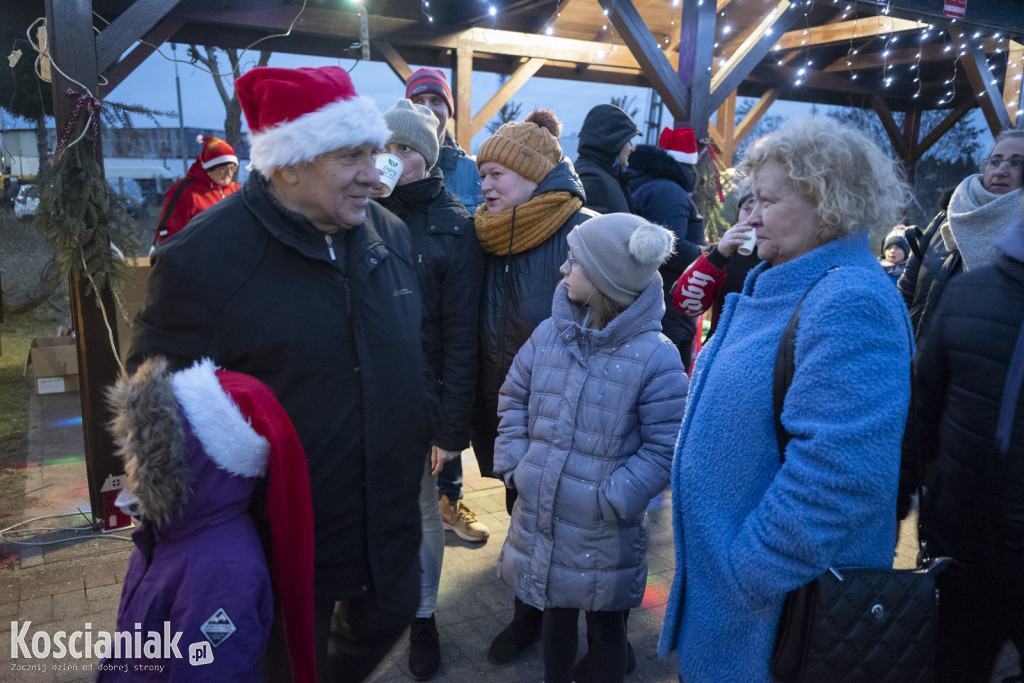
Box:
[0,391,1018,682]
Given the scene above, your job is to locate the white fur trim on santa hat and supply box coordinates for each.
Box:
[665,149,699,165]
[171,358,269,478]
[248,95,389,174]
[202,154,238,170]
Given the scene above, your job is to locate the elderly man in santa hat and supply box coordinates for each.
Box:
[128,66,428,682]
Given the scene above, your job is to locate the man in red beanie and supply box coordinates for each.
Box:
[405,68,488,544]
[128,66,428,682]
[406,68,483,215]
[155,135,240,244]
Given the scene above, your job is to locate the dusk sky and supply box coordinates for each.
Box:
[102,47,671,157]
[2,36,992,162]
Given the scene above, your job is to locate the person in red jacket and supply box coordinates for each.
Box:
[672,191,760,340]
[156,136,241,244]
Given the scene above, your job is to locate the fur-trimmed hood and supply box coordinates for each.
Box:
[627,144,696,194]
[107,357,269,538]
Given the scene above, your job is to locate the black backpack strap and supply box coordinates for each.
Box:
[772,267,839,463]
[155,177,198,243]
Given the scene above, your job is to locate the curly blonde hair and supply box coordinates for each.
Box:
[738,117,911,245]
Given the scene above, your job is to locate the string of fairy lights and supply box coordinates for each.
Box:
[417,0,1023,117]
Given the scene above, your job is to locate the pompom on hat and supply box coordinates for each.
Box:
[236,66,389,174]
[107,357,316,683]
[405,68,454,117]
[567,213,676,307]
[658,127,699,165]
[476,109,563,184]
[384,99,441,170]
[196,135,238,170]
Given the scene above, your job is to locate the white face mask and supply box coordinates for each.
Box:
[115,489,144,518]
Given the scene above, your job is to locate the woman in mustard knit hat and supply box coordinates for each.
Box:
[471,109,598,665]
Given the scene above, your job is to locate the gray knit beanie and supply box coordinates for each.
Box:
[383,99,440,169]
[567,213,676,307]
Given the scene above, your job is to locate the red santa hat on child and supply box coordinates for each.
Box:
[658,127,699,165]
[108,358,317,683]
[235,66,389,174]
[196,136,238,170]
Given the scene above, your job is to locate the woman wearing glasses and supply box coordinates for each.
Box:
[899,128,1024,341]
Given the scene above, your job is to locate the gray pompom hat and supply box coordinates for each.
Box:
[567,213,676,307]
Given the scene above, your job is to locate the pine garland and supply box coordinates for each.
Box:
[34,133,141,335]
[693,150,736,243]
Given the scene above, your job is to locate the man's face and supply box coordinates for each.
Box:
[410,93,449,136]
[278,143,379,233]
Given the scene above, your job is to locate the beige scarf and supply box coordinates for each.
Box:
[474,191,583,256]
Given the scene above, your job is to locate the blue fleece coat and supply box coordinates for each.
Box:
[658,232,912,681]
[495,277,689,612]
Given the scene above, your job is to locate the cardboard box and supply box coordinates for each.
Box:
[115,257,152,365]
[26,336,79,395]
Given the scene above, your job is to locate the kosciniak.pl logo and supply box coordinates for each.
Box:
[9,621,211,671]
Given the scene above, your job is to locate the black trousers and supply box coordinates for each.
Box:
[263,559,419,682]
[935,565,1024,683]
[543,607,629,683]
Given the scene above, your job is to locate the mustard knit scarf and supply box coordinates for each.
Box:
[474,191,583,256]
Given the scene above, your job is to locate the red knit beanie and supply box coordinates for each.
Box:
[405,68,454,117]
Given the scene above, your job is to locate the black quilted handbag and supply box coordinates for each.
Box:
[768,269,951,683]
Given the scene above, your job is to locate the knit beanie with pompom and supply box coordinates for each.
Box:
[476,109,563,184]
[567,213,676,307]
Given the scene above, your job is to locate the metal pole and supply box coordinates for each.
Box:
[172,43,188,175]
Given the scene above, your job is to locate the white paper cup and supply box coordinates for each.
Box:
[737,228,757,256]
[374,153,404,197]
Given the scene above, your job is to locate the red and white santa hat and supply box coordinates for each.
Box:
[196,136,238,170]
[108,358,317,683]
[658,127,699,165]
[173,359,317,683]
[235,66,389,174]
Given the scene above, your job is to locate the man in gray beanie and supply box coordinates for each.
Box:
[382,99,440,185]
[376,98,484,681]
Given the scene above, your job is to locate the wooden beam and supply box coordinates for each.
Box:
[903,106,921,156]
[99,17,184,98]
[824,38,1000,72]
[734,88,778,144]
[458,26,638,69]
[95,0,184,73]
[376,41,412,82]
[167,5,644,70]
[908,98,974,165]
[470,58,545,138]
[1005,40,1023,127]
[756,63,875,97]
[871,95,909,159]
[600,0,691,126]
[45,0,124,526]
[715,92,736,166]
[674,0,717,135]
[962,38,1012,135]
[454,41,473,150]
[773,17,927,52]
[708,1,799,114]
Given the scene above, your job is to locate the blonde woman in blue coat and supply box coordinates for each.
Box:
[494,213,689,683]
[658,117,914,681]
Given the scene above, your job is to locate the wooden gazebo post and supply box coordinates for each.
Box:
[44,0,123,524]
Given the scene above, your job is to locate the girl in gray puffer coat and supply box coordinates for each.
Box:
[494,213,689,683]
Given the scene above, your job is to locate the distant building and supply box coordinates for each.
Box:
[0,126,251,203]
